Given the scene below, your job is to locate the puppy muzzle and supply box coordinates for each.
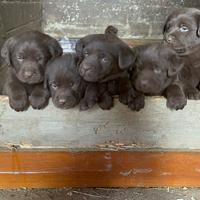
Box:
[17,61,43,84]
[79,63,100,82]
[53,91,79,109]
[135,76,162,95]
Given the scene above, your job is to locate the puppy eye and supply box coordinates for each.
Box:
[136,66,142,71]
[16,56,24,62]
[37,56,43,61]
[50,82,58,90]
[179,25,189,33]
[153,68,162,74]
[101,57,109,63]
[83,50,89,57]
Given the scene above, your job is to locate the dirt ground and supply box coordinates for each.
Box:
[0,188,200,200]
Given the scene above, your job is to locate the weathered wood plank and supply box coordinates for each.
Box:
[0,151,200,188]
[0,96,199,150]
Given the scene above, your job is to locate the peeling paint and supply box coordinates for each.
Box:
[132,168,152,174]
[120,170,132,177]
[120,168,152,176]
[161,172,172,176]
[104,152,112,160]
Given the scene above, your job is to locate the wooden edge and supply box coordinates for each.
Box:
[0,151,200,188]
[69,38,161,47]
[123,39,161,47]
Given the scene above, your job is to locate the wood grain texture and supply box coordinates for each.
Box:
[1,151,200,188]
[124,39,161,47]
[0,96,200,150]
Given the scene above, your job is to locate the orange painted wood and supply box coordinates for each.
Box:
[0,151,200,188]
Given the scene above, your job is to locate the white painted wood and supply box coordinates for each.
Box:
[0,95,199,150]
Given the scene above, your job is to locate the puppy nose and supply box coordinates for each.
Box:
[58,98,66,105]
[167,35,176,43]
[141,80,148,86]
[24,71,33,78]
[82,64,92,70]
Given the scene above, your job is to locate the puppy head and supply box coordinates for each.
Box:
[1,31,63,84]
[163,8,200,55]
[75,26,135,82]
[133,43,183,95]
[44,54,82,109]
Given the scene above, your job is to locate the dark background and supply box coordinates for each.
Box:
[0,0,200,45]
[43,0,200,39]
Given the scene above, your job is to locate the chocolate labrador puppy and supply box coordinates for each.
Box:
[76,26,144,111]
[132,43,187,110]
[76,25,135,82]
[163,8,200,100]
[1,31,63,111]
[44,54,86,109]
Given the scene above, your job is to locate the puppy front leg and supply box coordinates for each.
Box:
[184,85,200,100]
[118,77,145,111]
[79,83,98,111]
[5,80,28,112]
[97,83,113,110]
[165,84,187,110]
[118,76,132,105]
[29,84,50,109]
[126,88,145,111]
[98,90,114,110]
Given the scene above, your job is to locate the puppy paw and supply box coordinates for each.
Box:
[98,93,114,110]
[29,94,49,110]
[98,99,113,110]
[119,89,145,111]
[128,94,145,111]
[119,93,129,105]
[9,95,28,112]
[79,100,89,111]
[167,96,187,110]
[185,87,200,100]
[79,97,97,111]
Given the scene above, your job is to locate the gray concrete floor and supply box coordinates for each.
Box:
[0,188,200,200]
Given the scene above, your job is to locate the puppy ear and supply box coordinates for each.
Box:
[75,39,84,58]
[1,36,17,65]
[195,14,200,37]
[167,54,184,77]
[74,54,81,67]
[163,22,167,35]
[131,46,143,73]
[163,16,171,35]
[118,45,136,70]
[43,61,51,89]
[44,71,49,89]
[69,54,81,75]
[163,14,173,35]
[105,25,118,35]
[47,38,63,58]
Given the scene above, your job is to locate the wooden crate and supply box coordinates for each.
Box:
[0,96,200,188]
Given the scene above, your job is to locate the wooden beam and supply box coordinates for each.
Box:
[0,151,200,188]
[124,39,161,47]
[0,96,200,150]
